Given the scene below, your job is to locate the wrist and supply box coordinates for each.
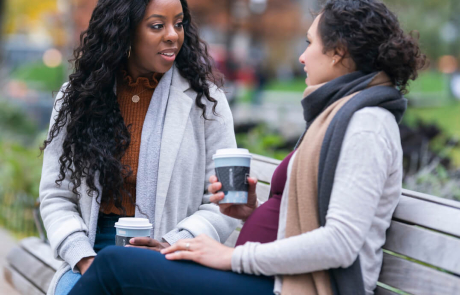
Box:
[77,256,95,274]
[242,201,258,221]
[226,248,235,270]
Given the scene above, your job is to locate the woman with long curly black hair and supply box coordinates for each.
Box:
[39,0,238,294]
[69,0,426,295]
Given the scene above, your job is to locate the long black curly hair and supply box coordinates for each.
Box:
[41,0,223,215]
[319,0,427,94]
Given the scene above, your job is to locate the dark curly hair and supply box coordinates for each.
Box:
[319,0,427,94]
[41,0,223,215]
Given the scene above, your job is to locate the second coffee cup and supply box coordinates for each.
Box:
[114,218,152,247]
[212,148,252,204]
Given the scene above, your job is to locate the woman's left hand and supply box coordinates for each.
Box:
[126,237,170,252]
[161,234,234,271]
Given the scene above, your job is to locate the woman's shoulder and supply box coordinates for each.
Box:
[207,82,227,102]
[51,82,70,113]
[347,107,401,146]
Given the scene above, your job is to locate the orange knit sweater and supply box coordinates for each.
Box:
[100,70,163,216]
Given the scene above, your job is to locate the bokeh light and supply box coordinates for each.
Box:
[438,55,458,74]
[42,48,63,68]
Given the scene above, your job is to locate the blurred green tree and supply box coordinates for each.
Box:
[316,0,458,62]
[384,0,456,61]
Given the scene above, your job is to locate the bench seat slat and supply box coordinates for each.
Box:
[384,220,460,275]
[378,252,460,295]
[393,195,460,237]
[4,264,45,295]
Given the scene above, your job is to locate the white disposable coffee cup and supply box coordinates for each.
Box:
[114,218,152,246]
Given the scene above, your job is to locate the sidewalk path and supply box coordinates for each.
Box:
[0,228,21,295]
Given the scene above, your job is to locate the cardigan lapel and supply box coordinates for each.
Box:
[154,65,193,235]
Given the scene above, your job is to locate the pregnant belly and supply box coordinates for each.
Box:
[235,194,282,246]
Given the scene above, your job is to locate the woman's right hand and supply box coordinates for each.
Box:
[76,256,95,275]
[208,175,258,221]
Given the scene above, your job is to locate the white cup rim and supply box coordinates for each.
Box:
[115,218,152,230]
[212,148,252,159]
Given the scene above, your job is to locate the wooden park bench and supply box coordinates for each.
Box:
[5,154,460,294]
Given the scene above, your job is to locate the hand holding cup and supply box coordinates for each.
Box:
[208,175,258,221]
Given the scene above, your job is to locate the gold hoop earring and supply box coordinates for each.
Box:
[128,46,131,58]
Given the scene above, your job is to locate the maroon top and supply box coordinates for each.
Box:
[235,151,296,246]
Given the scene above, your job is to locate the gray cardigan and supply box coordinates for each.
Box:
[231,107,403,295]
[40,65,239,295]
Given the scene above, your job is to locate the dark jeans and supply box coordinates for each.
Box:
[68,246,274,295]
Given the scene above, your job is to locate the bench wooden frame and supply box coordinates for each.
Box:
[5,154,460,294]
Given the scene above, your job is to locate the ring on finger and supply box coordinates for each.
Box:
[185,242,190,251]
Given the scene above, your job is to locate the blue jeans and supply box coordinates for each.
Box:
[68,246,274,295]
[55,213,119,295]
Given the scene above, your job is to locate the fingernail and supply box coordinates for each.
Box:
[130,238,134,243]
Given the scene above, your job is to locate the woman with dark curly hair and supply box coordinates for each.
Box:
[39,0,239,294]
[68,0,427,294]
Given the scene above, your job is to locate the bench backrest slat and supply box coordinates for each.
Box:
[384,220,460,275]
[4,265,45,295]
[255,182,271,203]
[250,155,281,183]
[379,252,460,295]
[401,189,460,209]
[394,193,460,237]
[6,246,55,293]
[20,237,62,271]
[375,286,399,295]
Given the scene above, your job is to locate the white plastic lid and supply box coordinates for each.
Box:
[115,218,152,230]
[212,148,253,159]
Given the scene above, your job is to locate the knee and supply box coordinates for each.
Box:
[89,246,126,281]
[95,246,125,265]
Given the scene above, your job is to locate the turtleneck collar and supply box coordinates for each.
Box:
[119,70,164,89]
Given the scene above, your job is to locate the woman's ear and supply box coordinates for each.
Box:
[332,47,356,72]
[331,48,346,66]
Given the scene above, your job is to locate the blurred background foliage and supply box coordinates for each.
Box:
[0,101,45,238]
[0,0,459,239]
